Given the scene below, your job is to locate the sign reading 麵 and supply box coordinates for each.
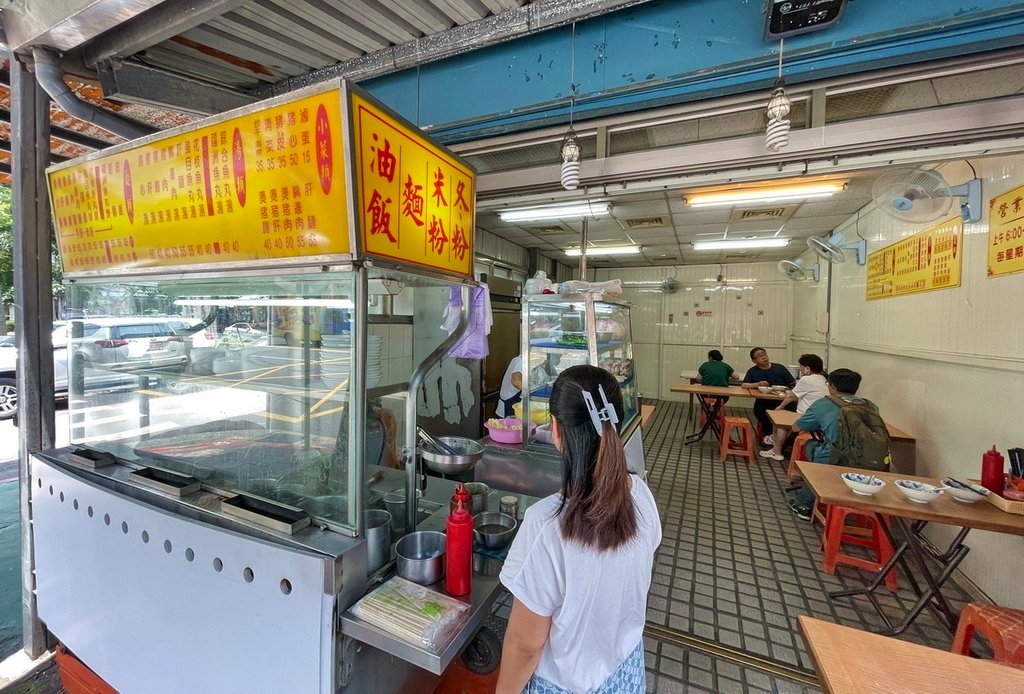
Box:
[987,183,1024,278]
[48,90,349,273]
[865,217,962,300]
[350,91,475,277]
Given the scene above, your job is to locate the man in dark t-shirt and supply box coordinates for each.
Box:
[742,346,796,445]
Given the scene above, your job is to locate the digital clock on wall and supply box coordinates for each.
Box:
[764,0,847,41]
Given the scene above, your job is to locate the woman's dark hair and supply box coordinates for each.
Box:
[548,365,637,551]
[797,353,824,374]
[707,350,723,361]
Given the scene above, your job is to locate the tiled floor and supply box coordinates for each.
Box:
[639,399,976,692]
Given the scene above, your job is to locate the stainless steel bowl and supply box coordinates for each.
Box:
[473,512,517,550]
[420,436,485,474]
[395,530,446,585]
[451,482,489,515]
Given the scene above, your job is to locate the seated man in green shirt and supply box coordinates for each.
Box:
[696,350,740,387]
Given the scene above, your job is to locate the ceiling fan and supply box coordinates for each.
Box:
[777,259,820,282]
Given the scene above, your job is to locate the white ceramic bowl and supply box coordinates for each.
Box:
[941,479,989,504]
[841,472,885,496]
[895,479,943,504]
[757,385,772,393]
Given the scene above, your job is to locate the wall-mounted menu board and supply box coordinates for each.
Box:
[866,217,962,300]
[987,182,1024,278]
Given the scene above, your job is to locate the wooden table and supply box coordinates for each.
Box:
[670,383,785,444]
[677,375,743,422]
[798,616,1024,693]
[768,409,917,474]
[640,404,655,428]
[798,462,1024,635]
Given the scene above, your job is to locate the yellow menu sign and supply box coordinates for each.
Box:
[866,217,963,300]
[987,182,1024,278]
[350,91,475,277]
[48,89,349,273]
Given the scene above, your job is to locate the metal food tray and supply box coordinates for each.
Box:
[221,494,311,534]
[67,448,116,470]
[128,466,202,497]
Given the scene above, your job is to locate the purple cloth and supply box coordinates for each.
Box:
[447,285,490,359]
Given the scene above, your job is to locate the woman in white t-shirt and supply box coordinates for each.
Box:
[759,353,830,462]
[496,365,661,694]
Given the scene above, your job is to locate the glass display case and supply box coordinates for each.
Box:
[519,295,638,447]
[63,267,450,536]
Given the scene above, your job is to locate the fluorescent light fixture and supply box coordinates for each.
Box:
[497,201,611,222]
[686,182,845,208]
[565,245,642,257]
[692,239,790,251]
[175,298,354,308]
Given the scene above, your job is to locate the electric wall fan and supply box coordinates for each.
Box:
[807,231,866,265]
[777,259,820,281]
[871,168,982,224]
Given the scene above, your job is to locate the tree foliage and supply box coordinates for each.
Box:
[0,184,65,310]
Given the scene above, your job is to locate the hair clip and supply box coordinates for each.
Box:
[582,384,619,436]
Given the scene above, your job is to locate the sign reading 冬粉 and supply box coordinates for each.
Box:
[865,217,963,300]
[48,90,349,273]
[987,182,1024,278]
[350,91,475,277]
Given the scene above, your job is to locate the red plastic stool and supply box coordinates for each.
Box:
[719,416,755,464]
[952,603,1024,665]
[822,506,897,592]
[699,397,726,430]
[786,432,813,479]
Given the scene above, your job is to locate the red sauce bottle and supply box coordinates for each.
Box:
[981,445,1006,495]
[445,498,473,597]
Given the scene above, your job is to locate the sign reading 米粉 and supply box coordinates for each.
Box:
[350,90,475,278]
[865,217,963,300]
[48,88,350,274]
[987,182,1024,278]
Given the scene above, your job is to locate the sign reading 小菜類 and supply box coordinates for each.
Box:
[865,217,962,300]
[48,88,349,273]
[987,182,1024,278]
[350,90,475,277]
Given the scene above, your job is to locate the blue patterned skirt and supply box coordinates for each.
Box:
[523,641,645,694]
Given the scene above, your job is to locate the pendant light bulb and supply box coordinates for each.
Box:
[560,127,581,191]
[765,80,791,153]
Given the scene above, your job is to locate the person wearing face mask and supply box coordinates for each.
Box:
[742,346,796,446]
[495,365,662,694]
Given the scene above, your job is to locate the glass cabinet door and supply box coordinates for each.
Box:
[522,297,637,447]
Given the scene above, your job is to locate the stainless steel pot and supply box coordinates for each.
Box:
[395,530,446,585]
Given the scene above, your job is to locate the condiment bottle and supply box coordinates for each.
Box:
[450,483,471,515]
[981,445,1006,495]
[445,498,472,597]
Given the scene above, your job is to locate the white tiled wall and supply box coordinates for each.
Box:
[368,324,413,385]
[816,154,1024,606]
[592,263,793,400]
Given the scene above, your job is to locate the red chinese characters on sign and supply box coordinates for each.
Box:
[451,224,469,261]
[454,180,470,212]
[402,174,425,227]
[432,167,447,207]
[427,217,448,255]
[366,191,396,243]
[371,134,397,183]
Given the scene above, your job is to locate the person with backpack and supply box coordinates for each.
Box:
[786,368,891,521]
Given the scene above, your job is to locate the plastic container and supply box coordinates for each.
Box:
[981,446,1006,494]
[485,417,531,444]
[446,499,473,596]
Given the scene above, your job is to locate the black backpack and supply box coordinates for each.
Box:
[827,396,891,471]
